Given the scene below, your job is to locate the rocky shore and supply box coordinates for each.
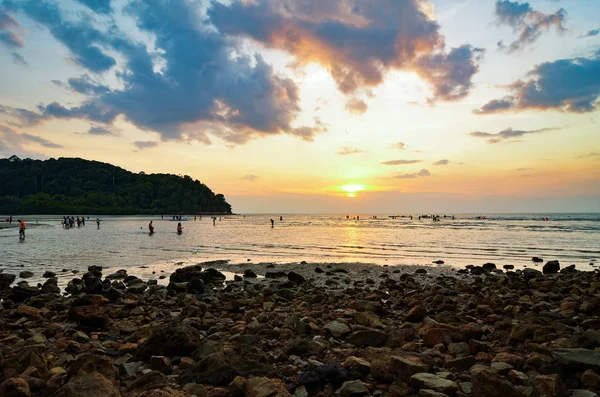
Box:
[0,260,599,397]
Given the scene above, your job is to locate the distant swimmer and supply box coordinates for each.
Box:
[149,221,155,235]
[270,219,274,227]
[177,222,182,234]
[18,219,26,240]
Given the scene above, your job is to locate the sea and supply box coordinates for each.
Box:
[1,213,598,286]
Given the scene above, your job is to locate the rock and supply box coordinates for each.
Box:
[243,269,258,278]
[324,321,351,338]
[347,329,387,347]
[355,311,383,328]
[335,380,368,397]
[245,376,290,397]
[404,306,427,322]
[552,348,600,371]
[571,391,598,397]
[182,383,208,397]
[55,372,120,397]
[19,271,34,279]
[288,272,305,284]
[169,265,203,283]
[542,260,560,274]
[420,327,451,347]
[185,277,205,294]
[491,362,513,375]
[581,369,600,389]
[69,304,109,330]
[125,370,168,393]
[471,367,525,397]
[447,342,470,356]
[482,263,497,271]
[342,357,371,377]
[532,257,544,263]
[433,260,444,264]
[150,356,172,372]
[0,378,31,397]
[445,356,476,371]
[127,283,147,294]
[284,339,313,356]
[43,271,56,278]
[391,356,427,381]
[503,265,515,270]
[534,374,567,397]
[0,273,17,290]
[136,324,204,361]
[415,269,428,274]
[410,373,458,395]
[418,391,449,397]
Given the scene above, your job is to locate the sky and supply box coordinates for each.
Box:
[0,0,599,214]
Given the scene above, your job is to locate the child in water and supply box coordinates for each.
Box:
[177,222,182,234]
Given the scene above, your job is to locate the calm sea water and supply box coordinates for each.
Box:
[1,213,598,284]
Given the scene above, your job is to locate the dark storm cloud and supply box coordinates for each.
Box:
[75,0,112,14]
[469,127,557,143]
[11,52,28,66]
[208,0,483,103]
[476,50,600,114]
[393,169,431,179]
[133,141,158,150]
[0,8,25,48]
[382,159,422,165]
[495,0,566,53]
[1,0,323,145]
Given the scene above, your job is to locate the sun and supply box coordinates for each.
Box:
[340,184,365,197]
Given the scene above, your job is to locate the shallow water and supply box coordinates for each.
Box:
[1,213,598,285]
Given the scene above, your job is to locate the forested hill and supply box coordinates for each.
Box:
[0,156,232,215]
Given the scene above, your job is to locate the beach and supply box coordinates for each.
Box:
[1,259,599,397]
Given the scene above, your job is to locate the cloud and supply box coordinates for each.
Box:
[345,98,368,115]
[579,28,600,38]
[133,141,158,150]
[382,159,422,165]
[241,175,259,182]
[389,142,406,150]
[337,146,366,155]
[475,50,600,114]
[393,169,431,179]
[2,0,324,145]
[75,0,112,14]
[469,127,557,143]
[0,124,63,158]
[87,126,118,136]
[208,0,483,102]
[495,0,566,52]
[0,8,25,48]
[11,52,28,66]
[432,159,450,165]
[414,45,485,102]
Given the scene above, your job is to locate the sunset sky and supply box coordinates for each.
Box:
[0,0,599,213]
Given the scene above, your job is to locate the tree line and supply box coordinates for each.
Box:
[0,156,232,215]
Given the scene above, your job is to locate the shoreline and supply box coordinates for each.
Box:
[1,260,599,396]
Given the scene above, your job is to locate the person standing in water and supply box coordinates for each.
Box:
[270,219,274,227]
[149,221,155,234]
[177,222,182,234]
[18,219,26,239]
[96,218,101,229]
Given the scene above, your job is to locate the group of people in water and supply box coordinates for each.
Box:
[148,220,183,235]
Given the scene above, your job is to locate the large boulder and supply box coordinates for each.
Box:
[552,348,600,372]
[169,265,203,283]
[69,304,109,330]
[0,273,16,290]
[0,377,31,397]
[347,329,387,347]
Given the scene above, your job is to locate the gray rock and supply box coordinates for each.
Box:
[19,271,34,278]
[410,373,458,395]
[324,321,351,338]
[552,348,600,371]
[418,390,449,397]
[335,380,369,397]
[347,329,387,347]
[542,260,560,274]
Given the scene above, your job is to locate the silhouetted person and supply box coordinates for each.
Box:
[149,221,154,235]
[177,222,182,234]
[96,218,100,229]
[270,219,274,227]
[280,216,283,221]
